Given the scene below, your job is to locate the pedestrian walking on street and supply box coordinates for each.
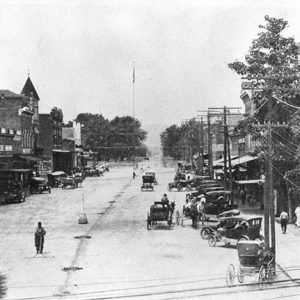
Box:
[239,188,246,205]
[279,210,288,234]
[295,205,300,227]
[34,222,46,254]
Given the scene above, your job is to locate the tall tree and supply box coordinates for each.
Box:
[229,16,300,211]
[75,113,147,160]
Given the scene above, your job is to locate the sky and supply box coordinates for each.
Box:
[1,0,300,145]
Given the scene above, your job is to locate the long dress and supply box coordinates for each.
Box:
[295,207,300,227]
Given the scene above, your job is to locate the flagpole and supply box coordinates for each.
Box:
[132,61,135,178]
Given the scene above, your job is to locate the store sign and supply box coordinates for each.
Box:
[5,145,12,151]
[0,145,4,151]
[22,148,31,154]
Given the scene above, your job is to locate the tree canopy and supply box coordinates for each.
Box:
[229,16,300,207]
[75,113,147,160]
[160,119,203,160]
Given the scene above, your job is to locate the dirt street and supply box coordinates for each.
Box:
[0,156,297,300]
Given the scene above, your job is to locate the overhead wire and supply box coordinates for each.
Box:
[258,149,300,190]
[274,97,300,110]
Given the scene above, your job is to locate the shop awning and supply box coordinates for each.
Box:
[53,149,71,153]
[235,179,263,185]
[213,156,239,167]
[19,155,42,162]
[231,155,258,167]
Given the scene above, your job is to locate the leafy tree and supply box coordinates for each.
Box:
[74,113,147,160]
[160,119,203,160]
[229,16,300,211]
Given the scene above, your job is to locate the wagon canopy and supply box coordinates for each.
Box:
[236,240,266,256]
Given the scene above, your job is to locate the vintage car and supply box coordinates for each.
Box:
[226,240,275,288]
[202,216,263,247]
[84,166,101,177]
[62,176,76,189]
[141,175,154,191]
[3,190,25,204]
[168,179,192,192]
[47,171,67,187]
[147,201,175,229]
[29,177,51,194]
[204,190,238,216]
[144,170,157,185]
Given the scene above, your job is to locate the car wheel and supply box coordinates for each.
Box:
[200,228,211,240]
[208,235,216,247]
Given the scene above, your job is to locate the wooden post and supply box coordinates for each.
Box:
[223,106,228,189]
[268,121,276,259]
[207,114,213,177]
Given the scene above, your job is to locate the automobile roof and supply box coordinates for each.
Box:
[222,215,262,221]
[31,177,46,181]
[206,190,231,195]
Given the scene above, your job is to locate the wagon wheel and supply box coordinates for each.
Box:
[200,228,211,240]
[258,265,267,289]
[226,264,235,287]
[147,213,151,230]
[237,265,244,283]
[208,235,217,247]
[167,184,172,192]
[266,262,275,282]
[238,236,249,242]
[175,211,180,225]
[177,183,182,191]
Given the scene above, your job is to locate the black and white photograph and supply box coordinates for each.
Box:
[1,0,300,299]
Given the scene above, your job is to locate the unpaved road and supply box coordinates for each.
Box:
[0,156,298,300]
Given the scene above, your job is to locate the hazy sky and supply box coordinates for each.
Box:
[1,0,300,131]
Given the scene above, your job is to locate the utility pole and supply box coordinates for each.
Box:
[208,107,241,190]
[207,113,213,177]
[242,76,292,265]
[198,111,213,178]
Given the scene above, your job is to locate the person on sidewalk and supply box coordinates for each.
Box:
[295,205,300,227]
[279,210,288,234]
[34,222,46,254]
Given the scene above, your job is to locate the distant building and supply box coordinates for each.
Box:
[0,85,36,157]
[39,107,63,157]
[62,121,84,147]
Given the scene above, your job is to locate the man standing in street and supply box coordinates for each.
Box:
[34,222,46,254]
[279,210,288,234]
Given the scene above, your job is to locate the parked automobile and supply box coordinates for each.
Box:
[62,176,76,189]
[3,190,25,204]
[200,215,263,247]
[30,177,51,194]
[47,171,67,187]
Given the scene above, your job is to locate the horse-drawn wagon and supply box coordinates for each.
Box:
[147,201,175,229]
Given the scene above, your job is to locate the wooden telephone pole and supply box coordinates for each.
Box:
[242,76,293,263]
[208,107,241,189]
[198,111,213,177]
